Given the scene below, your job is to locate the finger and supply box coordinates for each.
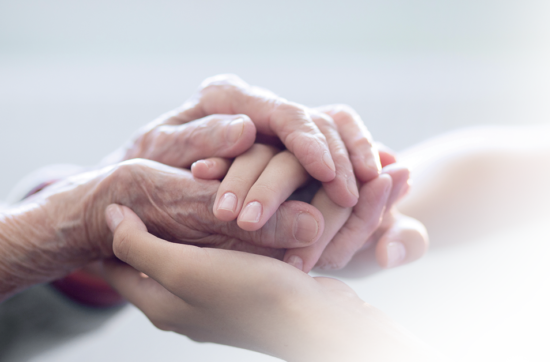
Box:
[375,213,429,268]
[237,151,310,231]
[105,203,210,294]
[315,175,392,270]
[310,111,360,208]
[214,144,279,221]
[317,105,381,183]
[101,259,182,320]
[227,200,325,250]
[104,204,310,303]
[191,157,232,180]
[282,188,351,272]
[374,142,398,167]
[381,164,411,210]
[129,114,256,168]
[168,74,337,183]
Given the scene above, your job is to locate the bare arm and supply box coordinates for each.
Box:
[397,124,550,245]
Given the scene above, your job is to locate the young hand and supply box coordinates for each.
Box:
[102,204,443,362]
[192,106,428,272]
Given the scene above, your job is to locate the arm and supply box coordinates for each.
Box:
[102,204,445,362]
[397,124,550,243]
[0,160,324,303]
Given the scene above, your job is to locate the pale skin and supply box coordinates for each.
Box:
[0,75,422,302]
[102,204,443,362]
[192,144,425,272]
[101,123,550,361]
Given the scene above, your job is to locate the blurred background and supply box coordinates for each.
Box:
[1,0,549,361]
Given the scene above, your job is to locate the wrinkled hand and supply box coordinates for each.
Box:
[4,159,323,296]
[192,104,429,272]
[103,74,381,209]
[101,205,441,362]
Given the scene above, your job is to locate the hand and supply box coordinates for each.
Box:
[101,205,443,362]
[103,75,382,209]
[192,105,428,272]
[0,159,323,300]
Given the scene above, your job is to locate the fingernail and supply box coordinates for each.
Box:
[226,118,245,144]
[386,241,406,268]
[217,192,237,213]
[197,160,213,168]
[239,201,262,223]
[287,255,304,271]
[105,204,124,232]
[293,212,319,243]
[322,151,336,173]
[346,174,360,199]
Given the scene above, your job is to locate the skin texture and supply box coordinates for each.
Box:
[100,77,425,272]
[0,75,427,302]
[193,142,428,272]
[0,159,324,302]
[102,205,444,362]
[104,75,383,209]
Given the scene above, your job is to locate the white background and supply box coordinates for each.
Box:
[1,1,550,361]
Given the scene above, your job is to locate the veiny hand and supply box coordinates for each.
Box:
[103,75,382,209]
[0,159,323,300]
[101,205,442,362]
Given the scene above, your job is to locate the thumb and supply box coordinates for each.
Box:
[105,204,147,234]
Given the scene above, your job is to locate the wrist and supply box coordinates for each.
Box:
[0,204,73,301]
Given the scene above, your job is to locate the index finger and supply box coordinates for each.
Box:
[166,74,337,184]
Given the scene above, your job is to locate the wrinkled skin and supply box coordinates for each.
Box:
[100,76,428,272]
[0,159,323,301]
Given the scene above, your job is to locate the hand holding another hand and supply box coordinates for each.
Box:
[102,205,442,362]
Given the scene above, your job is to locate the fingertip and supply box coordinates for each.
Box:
[224,115,256,157]
[105,204,124,232]
[382,164,411,208]
[285,254,304,272]
[214,191,239,221]
[191,160,212,179]
[192,158,232,180]
[322,179,359,208]
[237,201,264,231]
[375,216,429,269]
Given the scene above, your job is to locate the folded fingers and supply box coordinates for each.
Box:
[126,114,256,168]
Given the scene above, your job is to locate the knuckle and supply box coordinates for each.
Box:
[286,132,326,167]
[311,111,336,129]
[200,74,246,91]
[332,104,358,117]
[352,136,374,150]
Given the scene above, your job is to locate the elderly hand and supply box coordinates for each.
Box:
[192,104,428,272]
[101,205,443,362]
[103,75,381,209]
[0,159,323,301]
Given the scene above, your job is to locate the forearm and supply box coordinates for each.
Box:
[267,298,443,362]
[397,124,550,235]
[0,204,63,301]
[0,173,110,302]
